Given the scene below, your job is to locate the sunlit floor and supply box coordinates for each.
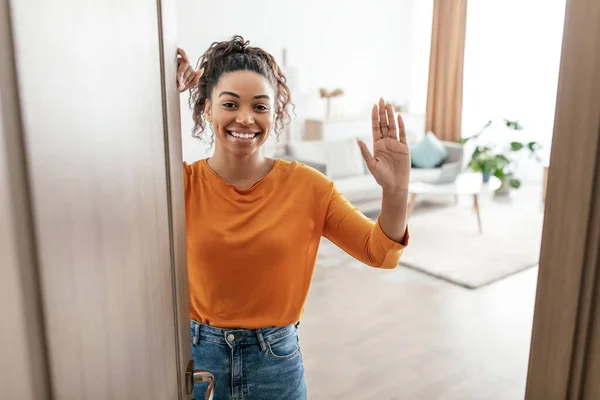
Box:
[301,254,537,400]
[300,185,541,400]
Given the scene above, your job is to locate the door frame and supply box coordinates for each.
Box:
[525,0,600,397]
[156,0,192,398]
[0,0,51,399]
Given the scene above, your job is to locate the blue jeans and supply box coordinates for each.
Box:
[190,320,307,400]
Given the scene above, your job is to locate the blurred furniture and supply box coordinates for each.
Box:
[280,137,464,213]
[407,172,501,233]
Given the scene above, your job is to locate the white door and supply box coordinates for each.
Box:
[0,0,206,399]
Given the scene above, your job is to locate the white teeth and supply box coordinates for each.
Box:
[230,131,257,139]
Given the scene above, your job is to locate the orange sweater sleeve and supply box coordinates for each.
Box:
[323,184,409,269]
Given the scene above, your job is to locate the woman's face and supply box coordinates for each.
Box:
[205,70,275,157]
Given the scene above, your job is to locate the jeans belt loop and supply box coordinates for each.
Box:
[256,328,267,352]
[192,322,200,346]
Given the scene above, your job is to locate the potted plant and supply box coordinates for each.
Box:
[466,146,511,183]
[460,119,541,193]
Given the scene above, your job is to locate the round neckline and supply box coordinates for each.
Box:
[202,158,281,192]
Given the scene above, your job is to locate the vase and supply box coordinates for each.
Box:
[496,174,513,195]
[482,171,491,183]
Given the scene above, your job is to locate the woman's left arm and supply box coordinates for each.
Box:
[356,98,411,243]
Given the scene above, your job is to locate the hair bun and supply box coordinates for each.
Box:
[230,35,250,54]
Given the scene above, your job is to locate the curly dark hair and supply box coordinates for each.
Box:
[188,35,293,145]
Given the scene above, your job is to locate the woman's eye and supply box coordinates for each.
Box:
[221,102,268,111]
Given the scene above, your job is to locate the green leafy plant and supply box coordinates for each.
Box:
[460,119,541,190]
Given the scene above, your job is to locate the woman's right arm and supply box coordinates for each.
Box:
[177,48,202,196]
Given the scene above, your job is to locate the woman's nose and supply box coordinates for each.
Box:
[235,111,254,125]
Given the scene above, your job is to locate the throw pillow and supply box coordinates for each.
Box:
[409,132,448,169]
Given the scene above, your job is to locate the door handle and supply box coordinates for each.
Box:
[185,360,215,400]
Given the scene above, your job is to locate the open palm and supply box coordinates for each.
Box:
[357,98,411,190]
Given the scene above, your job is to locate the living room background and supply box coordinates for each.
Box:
[177,0,566,185]
[172,1,570,397]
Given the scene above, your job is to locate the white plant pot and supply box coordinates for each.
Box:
[495,173,514,195]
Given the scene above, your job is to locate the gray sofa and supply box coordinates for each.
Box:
[279,137,464,210]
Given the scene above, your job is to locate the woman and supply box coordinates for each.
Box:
[177,35,410,400]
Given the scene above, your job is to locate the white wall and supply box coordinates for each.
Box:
[176,0,432,162]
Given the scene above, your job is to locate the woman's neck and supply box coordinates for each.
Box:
[207,149,273,188]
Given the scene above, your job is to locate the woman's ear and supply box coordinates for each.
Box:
[204,100,212,123]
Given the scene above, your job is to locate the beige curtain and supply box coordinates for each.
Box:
[425,0,468,142]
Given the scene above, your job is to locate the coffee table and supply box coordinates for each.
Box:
[407,172,501,233]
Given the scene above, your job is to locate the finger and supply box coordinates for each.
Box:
[177,48,189,63]
[183,65,194,83]
[378,98,389,138]
[190,69,203,87]
[371,104,381,141]
[386,102,398,140]
[177,60,188,79]
[357,139,375,171]
[180,69,203,92]
[397,114,408,145]
[177,63,190,89]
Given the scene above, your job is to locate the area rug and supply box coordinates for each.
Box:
[381,198,544,289]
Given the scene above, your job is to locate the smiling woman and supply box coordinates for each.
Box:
[207,71,274,155]
[175,35,411,400]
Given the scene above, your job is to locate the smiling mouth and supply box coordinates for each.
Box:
[226,130,260,140]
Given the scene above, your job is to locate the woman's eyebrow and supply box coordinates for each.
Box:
[218,91,240,98]
[218,91,271,100]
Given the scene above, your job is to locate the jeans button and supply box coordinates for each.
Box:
[227,334,235,342]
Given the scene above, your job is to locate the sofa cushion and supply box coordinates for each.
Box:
[410,132,449,169]
[288,139,365,179]
[334,175,382,203]
[410,167,443,183]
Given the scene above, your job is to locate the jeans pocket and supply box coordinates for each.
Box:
[266,332,301,360]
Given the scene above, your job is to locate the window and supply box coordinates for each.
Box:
[462,0,567,158]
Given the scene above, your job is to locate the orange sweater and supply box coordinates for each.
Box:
[183,158,408,329]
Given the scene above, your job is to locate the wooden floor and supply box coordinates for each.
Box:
[300,189,540,399]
